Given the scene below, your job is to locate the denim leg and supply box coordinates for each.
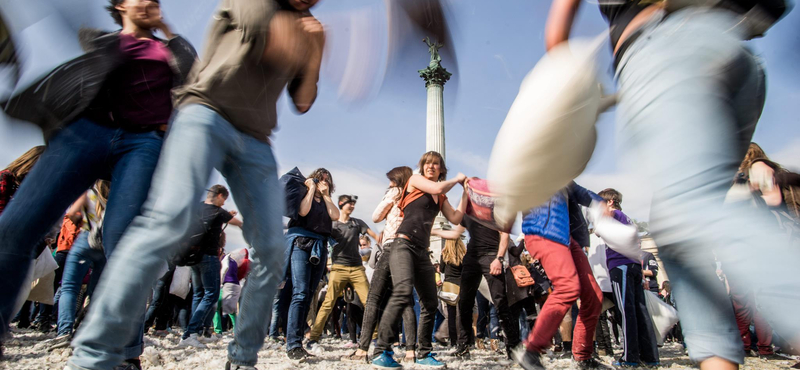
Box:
[185,255,221,338]
[68,105,233,370]
[615,8,800,364]
[190,264,205,327]
[220,137,285,366]
[286,246,312,351]
[269,283,292,339]
[0,118,110,334]
[58,233,93,336]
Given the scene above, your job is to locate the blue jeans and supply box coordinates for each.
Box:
[0,117,161,347]
[269,282,292,339]
[616,8,800,364]
[184,255,222,339]
[286,244,328,351]
[57,232,106,337]
[68,105,286,369]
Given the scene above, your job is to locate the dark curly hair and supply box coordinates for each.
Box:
[106,0,125,26]
[106,0,160,27]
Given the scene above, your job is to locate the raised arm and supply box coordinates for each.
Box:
[408,173,465,195]
[544,0,582,51]
[373,188,400,223]
[287,16,325,113]
[431,225,465,240]
[568,181,603,208]
[66,194,89,225]
[298,179,317,217]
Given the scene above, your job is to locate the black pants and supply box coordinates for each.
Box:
[609,263,659,363]
[359,240,417,352]
[375,239,438,357]
[347,302,364,343]
[457,253,521,350]
[145,266,175,330]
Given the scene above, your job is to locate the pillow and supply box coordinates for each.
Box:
[488,38,604,229]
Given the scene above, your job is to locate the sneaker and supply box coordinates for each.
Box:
[454,345,470,360]
[34,334,71,351]
[574,357,612,369]
[151,330,168,337]
[558,349,573,359]
[641,361,661,367]
[512,345,545,370]
[177,334,207,349]
[611,359,639,367]
[287,347,314,361]
[758,353,785,361]
[225,361,258,370]
[372,351,402,369]
[415,353,446,368]
[200,333,222,343]
[306,340,320,352]
[113,358,142,370]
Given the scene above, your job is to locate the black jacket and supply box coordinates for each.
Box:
[1,29,197,139]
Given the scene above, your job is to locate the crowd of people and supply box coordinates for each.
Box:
[1,0,799,370]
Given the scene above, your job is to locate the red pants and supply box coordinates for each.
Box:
[523,235,603,361]
[730,281,773,354]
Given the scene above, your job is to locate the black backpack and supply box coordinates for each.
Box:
[173,206,225,266]
[280,167,308,219]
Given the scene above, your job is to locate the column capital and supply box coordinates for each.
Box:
[419,64,452,88]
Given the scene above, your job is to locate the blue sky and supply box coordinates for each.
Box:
[1,0,799,250]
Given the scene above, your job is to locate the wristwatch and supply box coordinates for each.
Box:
[495,256,504,263]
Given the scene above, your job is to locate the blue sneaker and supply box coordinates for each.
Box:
[372,351,402,369]
[611,359,639,367]
[415,353,446,368]
[642,361,661,367]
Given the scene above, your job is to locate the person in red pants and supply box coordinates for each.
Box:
[728,278,775,357]
[514,183,606,370]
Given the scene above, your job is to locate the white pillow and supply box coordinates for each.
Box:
[488,38,604,229]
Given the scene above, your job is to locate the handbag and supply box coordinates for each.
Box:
[438,281,460,306]
[509,265,535,287]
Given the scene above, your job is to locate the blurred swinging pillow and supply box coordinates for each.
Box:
[488,36,608,230]
[464,177,511,232]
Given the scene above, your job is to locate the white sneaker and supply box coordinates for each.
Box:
[178,334,207,348]
[200,333,222,343]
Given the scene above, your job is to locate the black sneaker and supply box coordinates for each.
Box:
[454,344,471,360]
[574,357,612,369]
[558,349,573,359]
[511,346,545,370]
[225,361,258,370]
[287,347,314,361]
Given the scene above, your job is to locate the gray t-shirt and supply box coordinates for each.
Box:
[331,218,369,267]
[176,0,295,142]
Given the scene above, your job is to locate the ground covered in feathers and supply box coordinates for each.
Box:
[3,328,798,370]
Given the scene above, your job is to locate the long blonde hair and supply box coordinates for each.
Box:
[442,237,466,266]
[3,146,45,184]
[94,180,110,216]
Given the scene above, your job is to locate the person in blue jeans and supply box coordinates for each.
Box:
[545,1,800,370]
[283,169,339,361]
[0,0,195,367]
[66,0,326,368]
[178,185,242,348]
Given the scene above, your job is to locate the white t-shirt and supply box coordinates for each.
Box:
[588,233,612,293]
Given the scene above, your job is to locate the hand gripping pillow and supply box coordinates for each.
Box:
[488,38,604,229]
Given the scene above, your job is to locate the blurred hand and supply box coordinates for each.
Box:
[298,16,325,50]
[229,210,238,217]
[490,259,502,276]
[455,173,467,183]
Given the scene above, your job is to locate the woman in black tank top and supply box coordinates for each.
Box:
[371,151,468,368]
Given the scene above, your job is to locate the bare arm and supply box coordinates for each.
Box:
[431,225,465,240]
[408,173,465,196]
[366,228,379,242]
[544,0,582,51]
[228,217,244,228]
[66,194,88,225]
[322,195,340,221]
[643,270,654,277]
[490,232,510,275]
[441,187,469,225]
[298,179,317,217]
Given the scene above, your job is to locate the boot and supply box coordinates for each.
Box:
[490,339,500,353]
[476,338,486,350]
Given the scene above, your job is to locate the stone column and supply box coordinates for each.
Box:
[419,45,453,262]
